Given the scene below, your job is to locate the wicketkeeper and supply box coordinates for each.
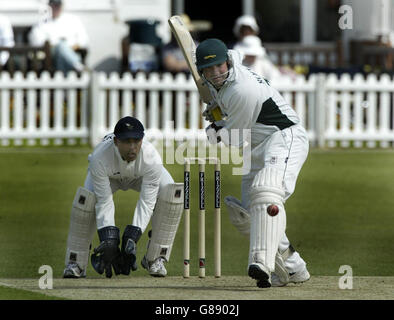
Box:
[196,39,310,288]
[63,116,184,278]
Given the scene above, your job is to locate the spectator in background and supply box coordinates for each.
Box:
[162,35,189,73]
[233,35,282,80]
[0,14,15,67]
[162,14,211,73]
[232,16,298,80]
[126,19,163,73]
[29,0,89,73]
[231,15,260,48]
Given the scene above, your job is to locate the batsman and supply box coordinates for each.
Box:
[63,116,184,278]
[197,39,310,288]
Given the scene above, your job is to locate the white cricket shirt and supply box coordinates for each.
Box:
[205,50,300,149]
[88,134,162,231]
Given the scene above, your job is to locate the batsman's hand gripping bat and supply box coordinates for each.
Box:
[168,15,222,121]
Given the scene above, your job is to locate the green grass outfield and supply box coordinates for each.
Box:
[0,147,393,299]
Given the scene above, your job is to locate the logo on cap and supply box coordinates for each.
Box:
[204,54,216,60]
[125,123,134,130]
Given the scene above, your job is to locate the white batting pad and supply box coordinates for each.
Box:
[224,196,250,236]
[65,187,96,270]
[145,183,184,262]
[249,167,286,272]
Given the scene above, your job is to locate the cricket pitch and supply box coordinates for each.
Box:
[1,276,393,300]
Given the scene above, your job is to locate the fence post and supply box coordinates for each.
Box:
[90,72,99,147]
[1,72,11,146]
[315,73,326,148]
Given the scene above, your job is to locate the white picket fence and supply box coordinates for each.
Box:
[1,71,394,148]
[0,71,90,146]
[90,72,209,146]
[324,73,394,148]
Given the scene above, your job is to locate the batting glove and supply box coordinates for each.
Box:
[205,122,223,144]
[202,100,220,122]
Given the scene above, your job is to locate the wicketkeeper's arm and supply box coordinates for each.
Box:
[89,159,116,229]
[131,165,161,233]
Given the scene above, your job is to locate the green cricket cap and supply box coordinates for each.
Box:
[196,38,228,71]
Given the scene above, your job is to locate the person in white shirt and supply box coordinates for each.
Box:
[197,38,310,288]
[29,0,88,73]
[232,16,279,80]
[63,116,184,278]
[0,14,15,66]
[233,35,282,81]
[232,15,260,44]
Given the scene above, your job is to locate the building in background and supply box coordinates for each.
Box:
[1,0,394,73]
[184,0,394,73]
[1,0,171,72]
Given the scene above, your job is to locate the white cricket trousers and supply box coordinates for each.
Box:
[241,124,309,273]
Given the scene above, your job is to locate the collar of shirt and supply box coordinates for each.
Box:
[226,49,241,83]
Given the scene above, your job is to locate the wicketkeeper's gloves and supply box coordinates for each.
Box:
[120,225,142,275]
[91,226,122,278]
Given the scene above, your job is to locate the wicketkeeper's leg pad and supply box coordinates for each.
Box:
[65,187,96,271]
[249,167,287,272]
[145,183,184,262]
[224,196,250,236]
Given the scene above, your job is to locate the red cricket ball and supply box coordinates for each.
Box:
[267,204,279,216]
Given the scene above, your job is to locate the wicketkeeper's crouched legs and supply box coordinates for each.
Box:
[142,183,184,277]
[64,187,96,278]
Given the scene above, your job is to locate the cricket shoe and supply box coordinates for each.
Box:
[248,263,271,288]
[63,263,86,278]
[271,267,310,287]
[141,256,167,277]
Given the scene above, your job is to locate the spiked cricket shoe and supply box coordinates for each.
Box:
[248,263,272,288]
[63,263,86,278]
[141,256,167,277]
[271,267,310,287]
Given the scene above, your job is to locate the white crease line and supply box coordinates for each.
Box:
[0,281,19,289]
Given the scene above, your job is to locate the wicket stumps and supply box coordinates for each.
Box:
[183,157,221,278]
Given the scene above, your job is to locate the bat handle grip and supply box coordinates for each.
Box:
[211,107,222,121]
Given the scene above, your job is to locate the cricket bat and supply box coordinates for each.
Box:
[168,15,222,121]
